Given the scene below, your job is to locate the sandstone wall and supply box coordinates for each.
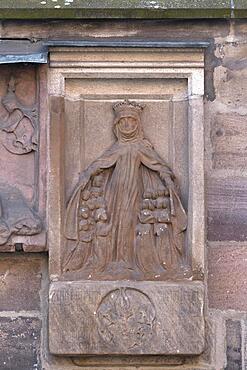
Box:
[0,19,246,370]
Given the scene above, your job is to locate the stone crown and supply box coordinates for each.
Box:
[113,99,144,116]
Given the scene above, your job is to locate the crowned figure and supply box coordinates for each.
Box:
[63,100,187,280]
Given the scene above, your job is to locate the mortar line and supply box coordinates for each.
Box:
[0,310,41,318]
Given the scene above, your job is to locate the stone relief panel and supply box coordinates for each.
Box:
[63,100,188,281]
[48,47,205,356]
[0,67,43,250]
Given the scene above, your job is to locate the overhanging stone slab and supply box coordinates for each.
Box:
[0,0,246,19]
[49,281,204,355]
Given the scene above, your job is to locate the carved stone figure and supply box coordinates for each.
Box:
[63,100,187,280]
[0,76,38,154]
[0,184,42,245]
[0,76,42,247]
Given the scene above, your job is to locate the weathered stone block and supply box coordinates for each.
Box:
[211,113,247,170]
[0,317,41,370]
[49,281,204,355]
[214,42,247,112]
[207,177,247,241]
[0,255,42,311]
[208,245,247,310]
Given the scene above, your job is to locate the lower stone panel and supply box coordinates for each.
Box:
[49,280,204,356]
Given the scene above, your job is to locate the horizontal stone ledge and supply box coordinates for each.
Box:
[0,38,210,64]
[0,0,246,19]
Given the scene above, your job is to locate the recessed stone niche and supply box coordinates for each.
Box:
[47,46,205,356]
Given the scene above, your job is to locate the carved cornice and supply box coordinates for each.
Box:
[49,46,205,69]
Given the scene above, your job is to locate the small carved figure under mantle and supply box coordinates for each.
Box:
[63,100,187,280]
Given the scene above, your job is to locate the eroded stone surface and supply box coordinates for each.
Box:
[207,177,247,241]
[0,317,41,370]
[0,255,42,311]
[208,244,247,310]
[225,319,242,370]
[211,113,247,170]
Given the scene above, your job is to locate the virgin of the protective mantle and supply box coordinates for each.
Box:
[64,100,187,280]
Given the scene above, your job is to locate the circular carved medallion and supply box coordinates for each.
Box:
[96,288,156,349]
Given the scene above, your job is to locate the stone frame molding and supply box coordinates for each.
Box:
[47,44,206,356]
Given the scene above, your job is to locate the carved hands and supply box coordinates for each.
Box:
[159,170,175,190]
[79,163,103,184]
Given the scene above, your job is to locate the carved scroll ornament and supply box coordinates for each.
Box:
[0,77,38,155]
[63,100,187,280]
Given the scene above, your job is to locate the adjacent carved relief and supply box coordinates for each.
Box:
[0,184,42,245]
[63,100,187,280]
[97,288,156,349]
[0,76,38,154]
[0,75,42,247]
